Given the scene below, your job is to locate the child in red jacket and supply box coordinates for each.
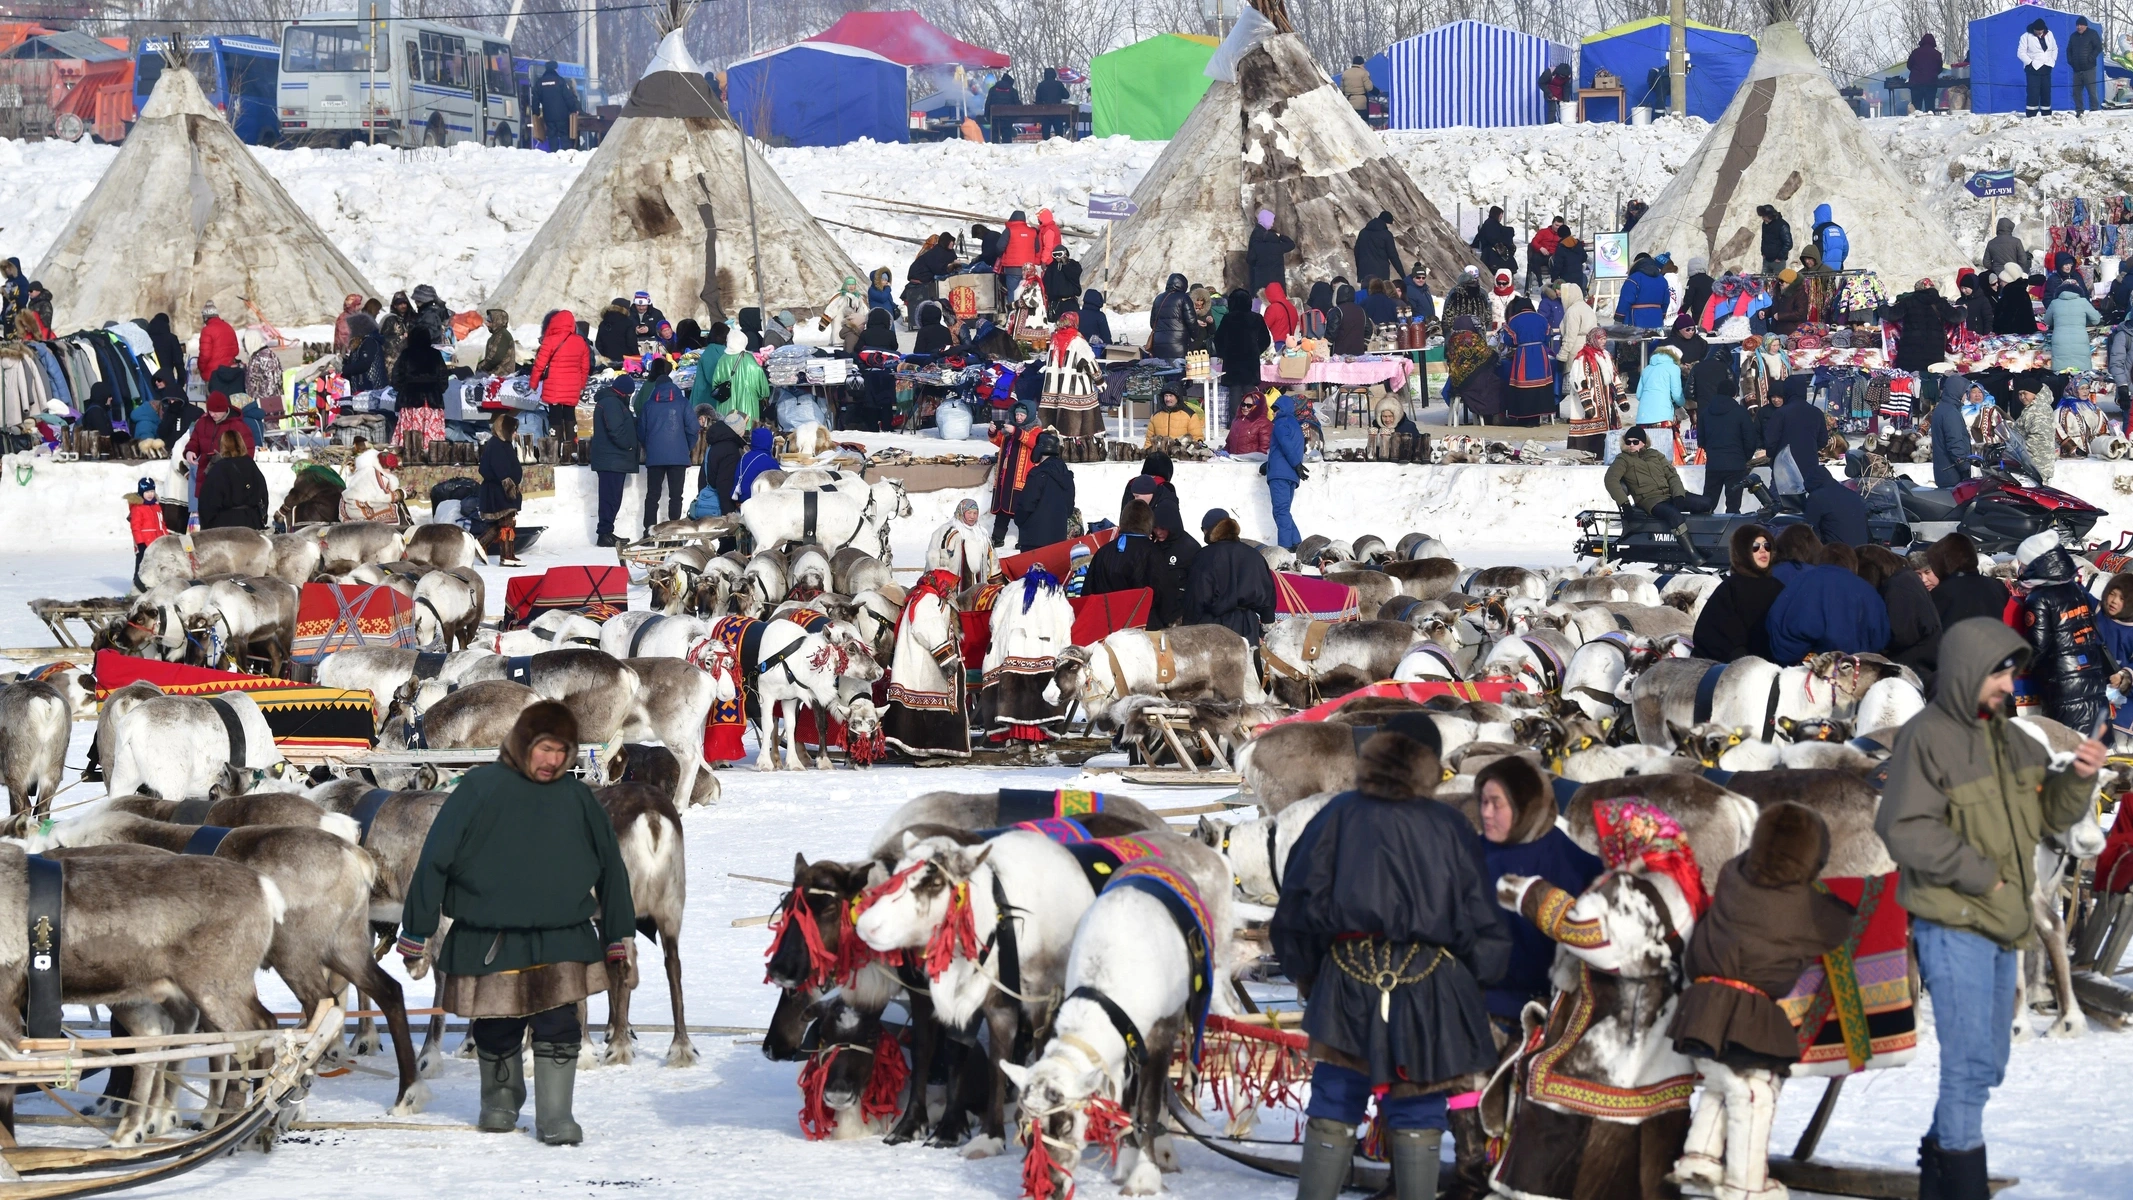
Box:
[128,477,169,572]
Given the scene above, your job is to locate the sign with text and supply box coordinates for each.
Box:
[1965,170,2016,198]
[1086,194,1139,221]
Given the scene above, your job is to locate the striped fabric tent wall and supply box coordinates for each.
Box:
[1374,20,1572,130]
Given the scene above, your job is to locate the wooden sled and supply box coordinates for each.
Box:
[1164,1083,1387,1191]
[25,599,131,650]
[1772,1076,2018,1197]
[0,1001,342,1196]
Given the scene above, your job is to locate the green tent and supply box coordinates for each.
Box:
[1090,33,1219,140]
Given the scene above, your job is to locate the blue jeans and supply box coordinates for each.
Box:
[1914,918,2015,1151]
[1304,1062,1447,1131]
[1268,477,1300,549]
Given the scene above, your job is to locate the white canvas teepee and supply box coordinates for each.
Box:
[487,29,859,323]
[1628,22,1965,286]
[1100,7,1476,309]
[34,62,375,334]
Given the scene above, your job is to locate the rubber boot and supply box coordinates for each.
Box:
[1441,1106,1493,1200]
[1673,522,1710,569]
[1916,1136,1944,1200]
[474,1047,525,1133]
[1295,1117,1357,1200]
[1936,1144,1988,1200]
[1385,1128,1442,1200]
[1747,477,1779,519]
[531,1041,583,1145]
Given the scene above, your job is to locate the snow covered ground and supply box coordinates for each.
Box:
[3,450,2133,1196]
[7,107,2133,318]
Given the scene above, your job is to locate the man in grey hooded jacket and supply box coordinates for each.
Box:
[1875,618,2104,1200]
[1983,218,2030,279]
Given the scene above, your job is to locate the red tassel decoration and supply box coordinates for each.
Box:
[795,1047,838,1141]
[921,880,978,981]
[860,1027,908,1125]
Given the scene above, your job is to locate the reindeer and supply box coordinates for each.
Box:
[301,520,405,574]
[741,478,910,561]
[489,610,606,656]
[854,830,1100,1157]
[1259,619,1424,707]
[22,813,426,1115]
[317,646,498,722]
[412,567,485,651]
[0,844,286,1146]
[1630,654,1920,748]
[1005,833,1238,1197]
[136,527,275,592]
[171,576,300,674]
[0,681,69,825]
[616,658,727,811]
[378,679,541,760]
[108,789,357,832]
[402,523,486,570]
[647,546,716,616]
[590,782,692,1067]
[107,692,286,801]
[1047,625,1268,716]
[832,548,895,597]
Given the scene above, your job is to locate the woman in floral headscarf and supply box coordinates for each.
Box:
[1561,327,1619,457]
[1038,310,1102,457]
[1485,798,1708,1200]
[1443,315,1503,424]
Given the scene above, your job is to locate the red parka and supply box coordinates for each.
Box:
[528,310,592,408]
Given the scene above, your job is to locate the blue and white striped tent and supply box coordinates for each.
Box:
[1364,20,1572,130]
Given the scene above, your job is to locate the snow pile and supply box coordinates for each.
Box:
[1874,109,2133,269]
[1383,119,1707,236]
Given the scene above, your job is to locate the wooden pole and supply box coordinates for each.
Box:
[1668,0,1687,117]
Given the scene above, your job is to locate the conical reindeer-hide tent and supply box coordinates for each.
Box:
[1628,21,1965,286]
[1100,13,1475,309]
[34,64,375,335]
[487,30,859,324]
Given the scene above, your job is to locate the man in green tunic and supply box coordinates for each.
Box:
[399,701,634,1144]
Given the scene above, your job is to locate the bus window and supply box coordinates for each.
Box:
[484,42,512,97]
[139,49,218,96]
[419,31,469,91]
[282,26,381,73]
[228,54,277,103]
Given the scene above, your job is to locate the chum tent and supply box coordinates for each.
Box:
[1969,5,2105,114]
[1098,6,1476,309]
[34,55,374,334]
[726,42,908,146]
[1578,16,1757,121]
[1090,33,1218,139]
[806,9,1007,68]
[1628,22,1965,290]
[487,29,858,324]
[1362,20,1571,130]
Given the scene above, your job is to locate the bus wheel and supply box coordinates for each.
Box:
[423,115,447,147]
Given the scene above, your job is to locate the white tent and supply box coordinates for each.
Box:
[1628,22,1965,286]
[34,63,375,335]
[487,30,859,323]
[1099,8,1475,309]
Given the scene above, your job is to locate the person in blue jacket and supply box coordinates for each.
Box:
[1803,478,1871,546]
[1930,383,1977,486]
[1265,393,1306,550]
[633,360,693,532]
[732,426,779,507]
[1766,542,1890,663]
[1616,253,1671,329]
[1812,204,1849,271]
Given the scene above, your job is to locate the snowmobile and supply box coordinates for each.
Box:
[1873,437,2106,554]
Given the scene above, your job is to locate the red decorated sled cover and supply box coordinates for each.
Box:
[1069,588,1151,646]
[90,650,374,752]
[1265,681,1521,729]
[293,583,416,664]
[1000,529,1118,582]
[1274,572,1361,622]
[503,565,628,628]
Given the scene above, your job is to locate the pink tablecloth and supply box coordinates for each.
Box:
[1257,357,1415,388]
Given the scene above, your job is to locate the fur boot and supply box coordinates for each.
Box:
[1671,1074,1727,1190]
[1717,1066,1784,1200]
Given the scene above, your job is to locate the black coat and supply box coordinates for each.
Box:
[1471,218,1517,273]
[1353,215,1404,283]
[1933,572,2010,628]
[1698,390,1759,473]
[1881,288,1955,371]
[1043,259,1083,307]
[145,314,186,384]
[1082,531,1160,599]
[1804,482,1870,546]
[1693,573,1787,662]
[2018,548,2116,729]
[1761,215,1793,263]
[595,308,636,360]
[1271,786,1510,1088]
[1995,277,2040,335]
[1331,301,1371,356]
[1248,227,1296,291]
[1149,531,1199,630]
[1150,284,1196,359]
[1762,400,1835,492]
[479,434,523,517]
[1551,242,1589,288]
[1214,309,1272,388]
[391,340,446,409]
[1014,454,1074,547]
[698,420,744,500]
[196,456,268,530]
[1881,569,1944,683]
[1186,538,1278,644]
[1682,272,1715,324]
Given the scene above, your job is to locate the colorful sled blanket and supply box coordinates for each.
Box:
[1779,873,1916,1075]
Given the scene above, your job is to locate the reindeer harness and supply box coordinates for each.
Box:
[25,854,61,1038]
[205,697,248,768]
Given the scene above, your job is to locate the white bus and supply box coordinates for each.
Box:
[277,11,518,148]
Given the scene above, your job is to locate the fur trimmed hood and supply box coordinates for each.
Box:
[1355,728,1444,802]
[1729,523,1774,576]
[500,700,579,778]
[1742,801,1829,887]
[1474,755,1555,845]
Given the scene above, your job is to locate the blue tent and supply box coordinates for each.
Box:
[1969,5,2111,114]
[1363,21,1572,129]
[725,42,908,147]
[1577,17,1757,122]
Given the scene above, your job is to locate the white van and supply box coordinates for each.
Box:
[278,11,517,148]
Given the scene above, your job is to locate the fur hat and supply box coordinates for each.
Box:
[1742,801,1829,888]
[1355,726,1443,802]
[501,701,579,778]
[2016,529,2060,568]
[1729,523,1775,576]
[1473,755,1554,844]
